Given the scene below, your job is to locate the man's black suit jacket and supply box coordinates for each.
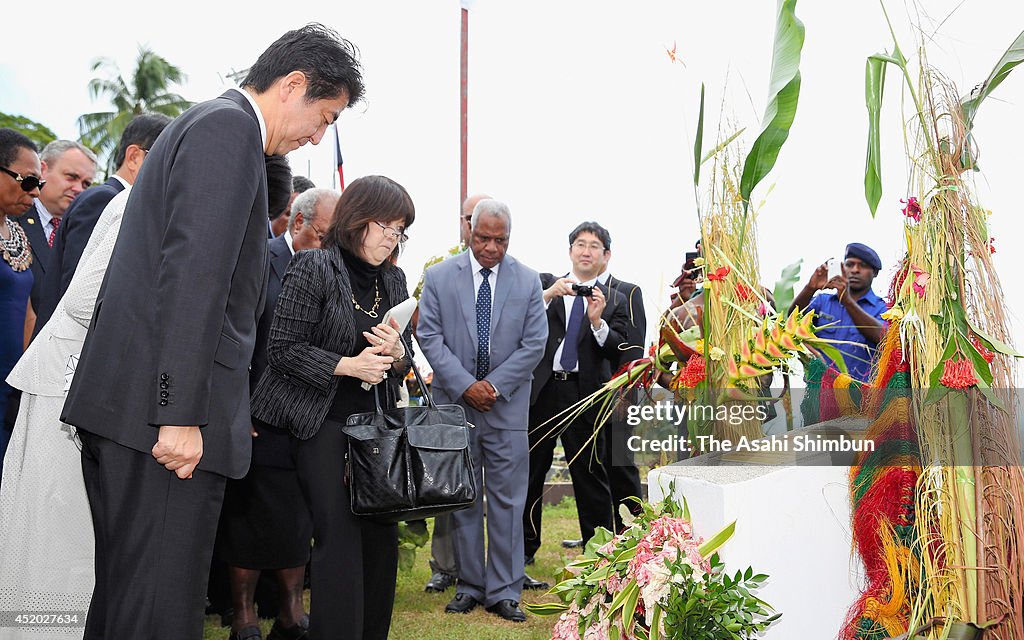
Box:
[62,90,269,479]
[606,275,647,369]
[530,273,630,407]
[33,177,126,335]
[249,234,293,468]
[13,202,52,313]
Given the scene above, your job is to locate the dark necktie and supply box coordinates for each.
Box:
[559,294,585,371]
[48,216,60,247]
[475,267,492,380]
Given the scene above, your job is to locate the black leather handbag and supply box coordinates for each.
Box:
[341,336,477,523]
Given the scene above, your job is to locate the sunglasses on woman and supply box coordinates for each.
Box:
[0,166,46,193]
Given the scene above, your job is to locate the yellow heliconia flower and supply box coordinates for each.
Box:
[693,339,705,353]
[693,257,705,267]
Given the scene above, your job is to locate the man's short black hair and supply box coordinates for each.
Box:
[0,128,38,168]
[292,175,315,193]
[243,23,365,107]
[113,113,173,169]
[569,221,611,251]
[266,155,292,219]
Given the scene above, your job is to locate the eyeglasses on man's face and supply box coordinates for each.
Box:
[374,220,409,244]
[0,166,46,193]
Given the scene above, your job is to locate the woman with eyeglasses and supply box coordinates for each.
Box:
[0,129,41,477]
[250,175,414,640]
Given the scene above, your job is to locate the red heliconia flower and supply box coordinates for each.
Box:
[901,197,922,222]
[677,354,706,388]
[938,357,978,389]
[735,282,754,301]
[707,266,731,282]
[990,237,996,254]
[969,334,995,364]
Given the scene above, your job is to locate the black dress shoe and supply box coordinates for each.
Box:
[522,573,550,590]
[425,571,457,593]
[485,599,526,622]
[444,593,479,614]
[561,538,584,549]
[228,625,263,640]
[266,617,308,640]
[524,554,535,566]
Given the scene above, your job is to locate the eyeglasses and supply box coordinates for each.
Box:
[0,166,45,193]
[374,220,409,244]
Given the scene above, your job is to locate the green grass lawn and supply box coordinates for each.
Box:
[203,498,581,639]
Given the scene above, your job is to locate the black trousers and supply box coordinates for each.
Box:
[292,421,398,640]
[524,376,614,560]
[79,430,226,640]
[603,416,644,531]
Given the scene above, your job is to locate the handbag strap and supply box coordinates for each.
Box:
[397,332,439,410]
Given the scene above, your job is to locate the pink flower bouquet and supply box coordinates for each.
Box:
[527,495,780,639]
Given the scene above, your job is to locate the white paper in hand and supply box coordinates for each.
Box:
[382,296,418,333]
[361,296,419,390]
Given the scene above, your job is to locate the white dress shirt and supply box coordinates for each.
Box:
[232,88,268,152]
[34,199,57,241]
[552,272,609,373]
[468,252,501,396]
[284,229,296,255]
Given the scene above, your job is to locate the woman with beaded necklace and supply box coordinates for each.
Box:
[251,175,415,640]
[0,129,40,478]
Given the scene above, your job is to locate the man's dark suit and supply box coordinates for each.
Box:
[33,177,126,335]
[13,202,53,314]
[603,275,646,528]
[524,274,629,560]
[250,233,293,466]
[61,90,269,640]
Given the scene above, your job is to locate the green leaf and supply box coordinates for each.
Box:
[650,606,662,640]
[583,527,615,559]
[523,602,570,616]
[772,259,802,314]
[623,582,641,635]
[694,83,705,187]
[864,54,888,217]
[974,376,1006,412]
[961,30,1024,126]
[968,321,1023,357]
[739,0,805,207]
[699,520,736,557]
[701,128,747,165]
[815,343,849,374]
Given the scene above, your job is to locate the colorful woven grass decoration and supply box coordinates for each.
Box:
[842,324,922,640]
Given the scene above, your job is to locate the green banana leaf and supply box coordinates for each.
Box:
[864,55,888,217]
[772,259,803,314]
[961,29,1024,126]
[694,83,705,187]
[739,0,805,209]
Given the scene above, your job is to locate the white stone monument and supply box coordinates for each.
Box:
[646,417,870,639]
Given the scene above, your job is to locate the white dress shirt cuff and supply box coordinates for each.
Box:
[591,318,609,346]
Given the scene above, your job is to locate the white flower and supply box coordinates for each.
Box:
[639,562,673,625]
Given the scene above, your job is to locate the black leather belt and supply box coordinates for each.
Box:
[552,371,578,381]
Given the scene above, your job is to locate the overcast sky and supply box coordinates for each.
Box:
[2,0,1022,373]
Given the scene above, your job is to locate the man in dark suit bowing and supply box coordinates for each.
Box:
[597,261,647,533]
[61,24,364,640]
[524,221,629,562]
[33,113,172,335]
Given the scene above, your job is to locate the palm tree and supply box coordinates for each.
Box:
[77,46,193,173]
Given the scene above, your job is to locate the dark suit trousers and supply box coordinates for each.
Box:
[293,421,398,640]
[524,376,614,560]
[79,430,226,640]
[604,415,645,530]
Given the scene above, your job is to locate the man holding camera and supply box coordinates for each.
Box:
[524,222,629,563]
